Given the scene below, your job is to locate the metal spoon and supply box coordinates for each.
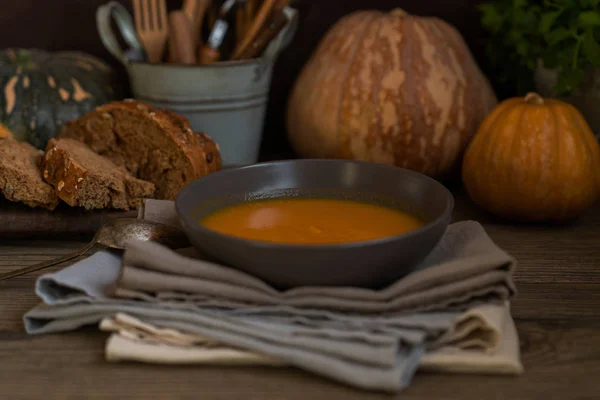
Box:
[0,218,189,281]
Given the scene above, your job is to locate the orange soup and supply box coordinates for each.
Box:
[200,198,424,245]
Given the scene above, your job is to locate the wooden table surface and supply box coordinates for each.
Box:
[1,187,599,399]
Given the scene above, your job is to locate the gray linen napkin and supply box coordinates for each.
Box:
[23,200,519,393]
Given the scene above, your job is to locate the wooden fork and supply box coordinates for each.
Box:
[132,0,168,63]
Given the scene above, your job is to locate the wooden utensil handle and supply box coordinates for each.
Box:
[231,0,277,60]
[236,5,245,46]
[232,10,288,60]
[183,0,212,49]
[168,11,197,64]
[199,46,221,63]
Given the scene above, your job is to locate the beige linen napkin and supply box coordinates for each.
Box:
[100,313,284,366]
[99,302,522,374]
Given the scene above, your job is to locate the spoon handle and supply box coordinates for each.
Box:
[0,241,96,282]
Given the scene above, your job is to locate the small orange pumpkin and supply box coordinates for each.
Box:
[462,92,600,222]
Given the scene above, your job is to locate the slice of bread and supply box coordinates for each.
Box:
[0,138,59,210]
[41,138,155,210]
[58,99,222,200]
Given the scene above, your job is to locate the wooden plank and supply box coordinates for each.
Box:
[0,320,597,400]
[512,284,600,323]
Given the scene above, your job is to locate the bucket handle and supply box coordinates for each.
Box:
[96,1,146,65]
[254,7,299,81]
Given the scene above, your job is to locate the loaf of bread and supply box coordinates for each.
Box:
[41,138,155,210]
[57,99,222,200]
[0,137,59,210]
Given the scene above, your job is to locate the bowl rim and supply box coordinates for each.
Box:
[175,159,454,250]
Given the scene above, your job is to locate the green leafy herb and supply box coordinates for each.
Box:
[479,0,600,97]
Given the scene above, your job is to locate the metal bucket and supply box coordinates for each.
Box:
[96,2,298,167]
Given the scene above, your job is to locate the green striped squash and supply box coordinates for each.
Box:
[0,48,123,149]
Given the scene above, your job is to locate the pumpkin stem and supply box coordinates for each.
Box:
[390,8,409,17]
[524,92,544,105]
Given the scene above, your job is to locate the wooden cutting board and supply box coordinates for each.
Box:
[0,197,136,238]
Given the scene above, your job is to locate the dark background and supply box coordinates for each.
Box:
[0,0,496,159]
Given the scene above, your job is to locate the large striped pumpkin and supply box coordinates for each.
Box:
[0,48,123,149]
[286,9,497,178]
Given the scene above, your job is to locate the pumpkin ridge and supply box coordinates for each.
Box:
[479,105,509,207]
[368,14,390,162]
[402,19,428,171]
[419,18,465,175]
[373,12,408,167]
[510,104,533,210]
[480,103,519,205]
[394,15,413,169]
[566,102,596,164]
[408,19,434,174]
[419,19,448,144]
[438,20,496,125]
[551,103,566,215]
[335,13,381,159]
[529,105,552,208]
[438,20,489,137]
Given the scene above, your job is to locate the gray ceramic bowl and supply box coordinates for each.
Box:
[175,159,454,289]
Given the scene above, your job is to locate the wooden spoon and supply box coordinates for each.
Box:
[0,218,189,281]
[167,10,197,64]
[182,0,212,49]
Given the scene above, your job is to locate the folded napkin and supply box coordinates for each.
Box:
[98,304,522,375]
[24,199,523,393]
